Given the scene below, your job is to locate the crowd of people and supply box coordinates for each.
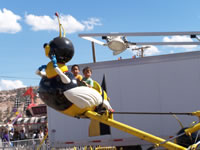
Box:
[0,125,48,147]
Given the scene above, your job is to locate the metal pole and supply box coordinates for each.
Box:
[85,111,186,150]
[141,48,144,58]
[109,112,192,115]
[92,42,96,63]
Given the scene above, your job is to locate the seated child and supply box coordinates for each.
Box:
[71,64,83,85]
[81,66,93,88]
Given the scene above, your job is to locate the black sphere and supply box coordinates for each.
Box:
[49,37,74,63]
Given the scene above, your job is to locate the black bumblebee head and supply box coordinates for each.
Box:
[43,12,75,63]
[44,37,74,63]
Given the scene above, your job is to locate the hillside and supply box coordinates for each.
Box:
[0,86,45,123]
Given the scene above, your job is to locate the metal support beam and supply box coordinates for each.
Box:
[85,111,186,150]
[135,42,200,45]
[79,31,200,37]
[92,42,96,63]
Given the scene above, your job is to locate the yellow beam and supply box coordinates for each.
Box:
[85,111,186,150]
[191,111,200,117]
[37,133,48,150]
[185,123,200,136]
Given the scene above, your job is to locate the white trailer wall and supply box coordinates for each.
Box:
[48,51,200,147]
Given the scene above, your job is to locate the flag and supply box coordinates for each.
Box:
[101,74,107,92]
[25,98,31,108]
[13,97,21,112]
[100,74,111,135]
[23,87,36,107]
[23,87,33,96]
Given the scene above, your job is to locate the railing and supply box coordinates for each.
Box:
[0,138,49,150]
[51,146,117,150]
[0,139,118,150]
[0,139,162,150]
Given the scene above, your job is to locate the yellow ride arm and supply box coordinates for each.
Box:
[85,111,187,150]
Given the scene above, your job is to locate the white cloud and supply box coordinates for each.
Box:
[0,8,22,33]
[163,36,197,49]
[144,46,160,56]
[0,79,26,91]
[82,18,102,30]
[25,14,101,33]
[60,15,85,33]
[25,14,57,31]
[130,45,160,57]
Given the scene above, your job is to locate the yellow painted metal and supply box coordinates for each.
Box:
[185,123,200,136]
[85,111,187,150]
[89,119,101,136]
[192,111,200,117]
[95,146,117,150]
[83,146,93,150]
[37,133,48,150]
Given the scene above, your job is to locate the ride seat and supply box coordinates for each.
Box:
[92,80,102,95]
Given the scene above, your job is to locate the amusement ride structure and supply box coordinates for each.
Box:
[36,13,200,150]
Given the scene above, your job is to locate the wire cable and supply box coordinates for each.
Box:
[108,111,193,116]
[0,75,39,80]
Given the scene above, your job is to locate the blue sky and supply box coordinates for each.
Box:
[0,0,200,90]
